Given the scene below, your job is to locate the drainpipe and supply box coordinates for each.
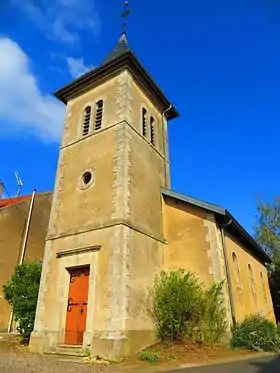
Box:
[162,105,172,188]
[19,189,36,265]
[7,189,36,333]
[161,106,172,267]
[220,219,236,326]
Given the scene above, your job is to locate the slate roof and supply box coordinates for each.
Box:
[102,33,130,64]
[54,34,178,120]
[162,188,271,264]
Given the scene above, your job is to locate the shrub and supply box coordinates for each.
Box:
[3,262,42,342]
[149,269,227,344]
[231,314,280,352]
[197,282,227,344]
[150,269,202,342]
[139,350,160,363]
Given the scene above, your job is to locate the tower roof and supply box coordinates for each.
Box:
[54,35,179,120]
[102,33,130,65]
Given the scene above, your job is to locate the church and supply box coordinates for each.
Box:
[29,31,275,360]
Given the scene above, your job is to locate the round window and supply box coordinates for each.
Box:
[78,169,95,190]
[82,171,92,185]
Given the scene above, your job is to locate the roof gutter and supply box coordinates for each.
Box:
[225,210,271,264]
[161,188,271,265]
[220,218,236,326]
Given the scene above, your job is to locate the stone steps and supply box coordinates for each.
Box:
[45,344,87,358]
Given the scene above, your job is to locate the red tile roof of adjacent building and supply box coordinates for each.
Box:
[0,195,31,209]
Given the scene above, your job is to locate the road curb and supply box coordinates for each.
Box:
[109,352,278,373]
[170,352,277,371]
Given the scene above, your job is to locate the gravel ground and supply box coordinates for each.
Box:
[0,354,107,373]
[0,336,108,373]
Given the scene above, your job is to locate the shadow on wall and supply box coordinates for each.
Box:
[249,355,280,372]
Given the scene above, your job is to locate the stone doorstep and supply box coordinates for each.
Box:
[44,344,87,358]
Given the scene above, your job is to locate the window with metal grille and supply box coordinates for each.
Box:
[83,106,91,136]
[95,100,103,130]
[142,108,147,137]
[150,116,155,146]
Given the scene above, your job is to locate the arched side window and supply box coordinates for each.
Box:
[83,106,91,136]
[260,272,268,303]
[232,252,243,305]
[95,100,103,131]
[150,116,155,146]
[232,252,242,289]
[142,108,147,137]
[248,264,257,298]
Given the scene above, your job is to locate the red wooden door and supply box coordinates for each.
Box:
[65,266,90,345]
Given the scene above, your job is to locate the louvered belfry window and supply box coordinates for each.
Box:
[95,100,103,130]
[83,106,91,136]
[150,116,155,146]
[142,108,147,137]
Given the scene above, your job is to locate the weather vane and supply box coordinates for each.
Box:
[122,0,131,35]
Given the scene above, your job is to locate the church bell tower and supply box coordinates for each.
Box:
[30,23,178,359]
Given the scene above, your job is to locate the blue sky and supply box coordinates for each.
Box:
[0,0,279,234]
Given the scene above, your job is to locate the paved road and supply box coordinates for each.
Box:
[166,355,280,373]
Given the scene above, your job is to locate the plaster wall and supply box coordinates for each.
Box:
[163,197,214,286]
[0,193,52,331]
[225,233,275,323]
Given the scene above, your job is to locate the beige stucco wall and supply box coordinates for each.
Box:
[123,74,168,238]
[60,75,120,149]
[162,195,275,327]
[129,126,165,239]
[162,196,214,286]
[225,233,275,323]
[0,193,52,331]
[47,129,116,238]
[130,80,165,157]
[32,226,121,344]
[125,227,162,332]
[48,76,120,240]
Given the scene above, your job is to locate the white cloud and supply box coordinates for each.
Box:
[66,57,92,78]
[10,0,100,45]
[0,37,64,142]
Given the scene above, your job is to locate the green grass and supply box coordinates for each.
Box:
[139,350,160,363]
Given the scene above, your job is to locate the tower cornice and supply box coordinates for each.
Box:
[54,50,179,121]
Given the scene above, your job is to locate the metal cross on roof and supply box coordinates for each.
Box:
[122,0,131,35]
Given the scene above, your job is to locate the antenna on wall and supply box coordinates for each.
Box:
[15,172,23,197]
